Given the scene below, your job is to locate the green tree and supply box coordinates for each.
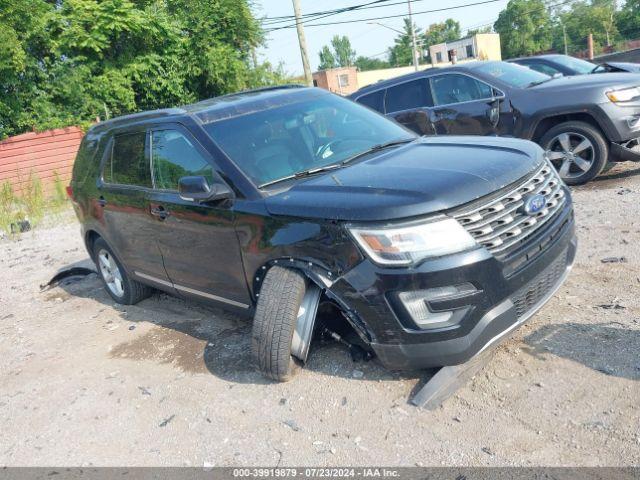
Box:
[466,25,493,36]
[331,35,356,67]
[423,19,461,47]
[354,56,389,71]
[0,0,289,139]
[317,35,356,69]
[318,45,337,70]
[555,0,618,53]
[388,18,422,66]
[493,0,553,58]
[616,0,640,39]
[422,19,461,62]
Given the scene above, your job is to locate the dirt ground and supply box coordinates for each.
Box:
[1,163,639,467]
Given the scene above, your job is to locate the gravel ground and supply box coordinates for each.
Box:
[0,163,639,467]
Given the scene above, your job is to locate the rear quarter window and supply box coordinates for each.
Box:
[71,134,99,185]
[103,132,151,187]
[356,89,385,113]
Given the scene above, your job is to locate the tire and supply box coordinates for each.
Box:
[93,237,153,305]
[251,266,307,382]
[539,121,609,185]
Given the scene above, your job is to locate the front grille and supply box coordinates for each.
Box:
[454,163,566,255]
[511,251,567,318]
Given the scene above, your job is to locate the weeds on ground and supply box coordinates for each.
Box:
[0,171,70,236]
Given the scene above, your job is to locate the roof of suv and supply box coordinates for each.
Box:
[350,61,505,99]
[89,84,309,133]
[508,54,566,62]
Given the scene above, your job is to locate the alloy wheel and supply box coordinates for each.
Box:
[545,132,595,180]
[98,249,124,298]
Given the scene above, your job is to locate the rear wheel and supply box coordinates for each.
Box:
[540,121,608,185]
[93,238,153,305]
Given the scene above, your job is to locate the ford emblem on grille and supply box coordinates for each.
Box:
[523,194,546,215]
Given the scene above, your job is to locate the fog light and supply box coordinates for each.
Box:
[398,283,476,329]
[625,116,640,130]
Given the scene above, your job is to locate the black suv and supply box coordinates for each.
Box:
[350,61,640,185]
[70,86,576,381]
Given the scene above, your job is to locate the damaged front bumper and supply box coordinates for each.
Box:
[611,137,640,162]
[329,200,577,370]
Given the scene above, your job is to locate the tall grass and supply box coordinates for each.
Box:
[0,170,70,236]
[0,181,16,234]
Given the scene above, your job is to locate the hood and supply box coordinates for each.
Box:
[601,62,640,73]
[264,136,543,222]
[529,72,640,92]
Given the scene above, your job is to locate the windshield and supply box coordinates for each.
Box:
[552,55,595,74]
[474,62,551,88]
[203,93,414,187]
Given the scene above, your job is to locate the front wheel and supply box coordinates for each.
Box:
[251,266,316,382]
[540,121,608,185]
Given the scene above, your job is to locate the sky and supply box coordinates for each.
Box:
[254,0,511,75]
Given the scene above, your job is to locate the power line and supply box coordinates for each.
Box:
[261,0,395,28]
[264,0,506,32]
[260,0,456,26]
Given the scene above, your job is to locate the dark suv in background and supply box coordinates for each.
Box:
[70,86,576,382]
[510,54,640,76]
[351,61,640,184]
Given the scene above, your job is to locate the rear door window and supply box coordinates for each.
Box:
[385,78,432,113]
[430,74,493,106]
[103,132,151,187]
[151,129,215,190]
[357,90,385,113]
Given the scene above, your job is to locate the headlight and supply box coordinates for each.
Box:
[606,87,640,103]
[348,217,477,266]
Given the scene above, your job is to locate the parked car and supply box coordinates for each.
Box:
[69,86,576,382]
[350,61,640,185]
[509,53,640,76]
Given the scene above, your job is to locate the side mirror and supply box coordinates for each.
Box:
[178,176,232,203]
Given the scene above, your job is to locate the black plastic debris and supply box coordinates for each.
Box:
[411,349,495,410]
[10,220,31,234]
[601,256,628,263]
[159,414,175,427]
[40,267,96,291]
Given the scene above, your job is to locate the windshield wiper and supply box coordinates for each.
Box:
[340,137,414,166]
[259,163,343,188]
[526,77,554,88]
[258,138,414,189]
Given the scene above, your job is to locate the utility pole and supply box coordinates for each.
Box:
[407,0,419,71]
[292,0,313,86]
[562,23,568,55]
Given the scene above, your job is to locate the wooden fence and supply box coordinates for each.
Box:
[0,127,84,196]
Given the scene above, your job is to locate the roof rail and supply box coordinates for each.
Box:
[225,84,307,96]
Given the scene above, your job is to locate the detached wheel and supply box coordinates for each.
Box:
[540,121,608,185]
[93,238,153,305]
[251,266,320,382]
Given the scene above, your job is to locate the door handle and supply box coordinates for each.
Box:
[150,205,170,220]
[98,196,107,207]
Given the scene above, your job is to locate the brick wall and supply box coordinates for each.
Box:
[0,127,84,196]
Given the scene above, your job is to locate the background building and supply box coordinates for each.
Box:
[429,33,501,65]
[312,66,358,95]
